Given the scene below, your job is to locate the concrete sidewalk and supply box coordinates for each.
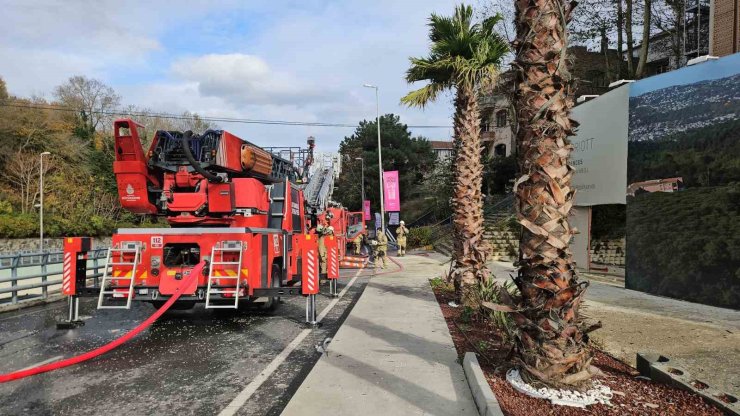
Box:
[281,254,477,416]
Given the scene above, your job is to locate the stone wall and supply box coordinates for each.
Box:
[590,238,625,266]
[0,237,112,255]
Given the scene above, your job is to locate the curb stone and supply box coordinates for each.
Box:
[636,352,739,415]
[0,292,65,314]
[463,352,504,416]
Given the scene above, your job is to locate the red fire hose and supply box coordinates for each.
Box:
[0,262,205,384]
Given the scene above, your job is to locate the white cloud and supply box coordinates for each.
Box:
[1,0,465,149]
[170,53,333,106]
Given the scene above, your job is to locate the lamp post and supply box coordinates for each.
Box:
[363,83,385,232]
[39,151,51,251]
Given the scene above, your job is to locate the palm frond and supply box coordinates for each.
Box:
[400,83,447,108]
[405,57,454,84]
[402,3,509,103]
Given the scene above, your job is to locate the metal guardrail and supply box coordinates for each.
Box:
[0,249,108,306]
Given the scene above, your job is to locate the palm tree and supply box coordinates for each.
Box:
[510,0,598,388]
[401,4,508,308]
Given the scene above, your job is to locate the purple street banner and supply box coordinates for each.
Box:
[363,200,371,220]
[383,170,400,212]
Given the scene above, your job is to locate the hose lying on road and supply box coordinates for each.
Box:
[0,261,205,384]
[359,255,405,277]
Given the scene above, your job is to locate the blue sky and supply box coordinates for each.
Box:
[0,0,475,151]
[630,53,740,97]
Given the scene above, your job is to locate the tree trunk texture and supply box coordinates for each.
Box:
[636,0,652,78]
[512,0,596,388]
[451,85,490,309]
[626,0,635,77]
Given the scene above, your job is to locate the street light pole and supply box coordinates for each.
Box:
[363,84,385,232]
[39,151,51,251]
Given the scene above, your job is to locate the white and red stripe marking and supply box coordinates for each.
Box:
[328,248,339,278]
[62,252,72,295]
[305,250,317,293]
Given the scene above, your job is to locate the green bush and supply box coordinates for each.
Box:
[0,212,169,239]
[0,200,13,215]
[477,278,518,343]
[0,214,39,238]
[429,276,453,291]
[407,226,433,248]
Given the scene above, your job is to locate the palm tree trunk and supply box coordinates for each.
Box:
[451,84,489,309]
[512,0,595,388]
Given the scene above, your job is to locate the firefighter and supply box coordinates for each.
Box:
[396,220,409,257]
[317,214,334,276]
[352,234,363,256]
[375,230,388,269]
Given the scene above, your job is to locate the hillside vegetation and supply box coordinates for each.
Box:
[626,186,740,309]
[0,75,211,239]
[628,118,740,187]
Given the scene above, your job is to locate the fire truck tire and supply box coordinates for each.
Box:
[261,263,282,312]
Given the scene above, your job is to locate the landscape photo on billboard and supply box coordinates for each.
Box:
[626,53,740,309]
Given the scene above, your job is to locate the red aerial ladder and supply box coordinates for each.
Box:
[60,119,349,326]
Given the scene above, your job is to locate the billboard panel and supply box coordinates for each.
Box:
[626,53,740,309]
[383,170,401,211]
[363,200,371,220]
[570,85,630,206]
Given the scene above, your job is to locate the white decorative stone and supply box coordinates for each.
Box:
[506,368,613,408]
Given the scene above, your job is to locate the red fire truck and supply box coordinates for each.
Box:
[61,119,351,325]
[319,205,366,259]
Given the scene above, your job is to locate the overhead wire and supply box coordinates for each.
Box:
[0,102,452,129]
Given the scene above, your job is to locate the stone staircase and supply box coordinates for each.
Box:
[432,195,518,261]
[433,233,454,258]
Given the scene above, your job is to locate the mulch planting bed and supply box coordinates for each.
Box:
[432,285,723,416]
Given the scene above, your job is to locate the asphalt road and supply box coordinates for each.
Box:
[0,267,372,416]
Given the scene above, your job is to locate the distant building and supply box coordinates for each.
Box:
[479,72,516,159]
[625,0,715,76]
[627,177,685,196]
[710,0,740,56]
[479,46,625,159]
[628,32,680,76]
[685,0,712,60]
[429,140,454,161]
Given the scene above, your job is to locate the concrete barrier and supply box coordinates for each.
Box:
[463,352,504,416]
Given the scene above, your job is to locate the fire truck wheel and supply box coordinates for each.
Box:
[261,263,282,312]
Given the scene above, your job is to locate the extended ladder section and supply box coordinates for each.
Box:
[205,241,244,309]
[303,166,335,214]
[97,243,141,309]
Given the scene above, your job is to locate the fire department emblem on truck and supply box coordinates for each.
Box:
[122,183,140,201]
